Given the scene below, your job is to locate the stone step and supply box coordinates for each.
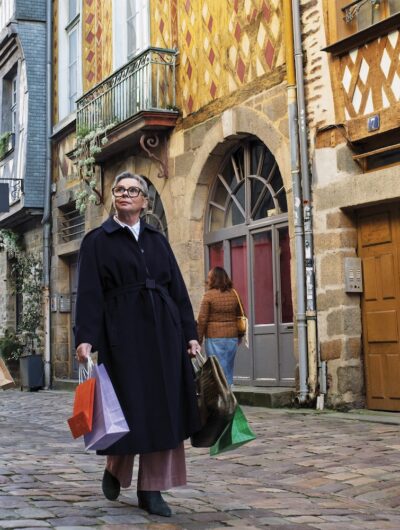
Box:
[233,386,295,408]
[53,378,295,408]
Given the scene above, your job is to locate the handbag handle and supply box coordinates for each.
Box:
[232,289,245,317]
[79,356,94,383]
[191,350,206,374]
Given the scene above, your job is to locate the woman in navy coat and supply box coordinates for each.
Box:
[75,171,201,517]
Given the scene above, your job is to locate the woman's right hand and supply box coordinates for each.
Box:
[76,342,92,363]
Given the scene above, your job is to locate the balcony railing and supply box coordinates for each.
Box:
[76,47,178,133]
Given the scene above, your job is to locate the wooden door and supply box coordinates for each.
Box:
[358,203,400,411]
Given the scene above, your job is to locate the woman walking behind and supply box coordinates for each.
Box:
[197,267,245,385]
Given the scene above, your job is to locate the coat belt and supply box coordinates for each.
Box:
[104,280,179,325]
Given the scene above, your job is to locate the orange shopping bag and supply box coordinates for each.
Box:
[67,358,96,439]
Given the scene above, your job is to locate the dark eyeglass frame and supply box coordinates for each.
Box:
[112,185,147,198]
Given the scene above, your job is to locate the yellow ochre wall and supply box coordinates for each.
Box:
[152,0,284,117]
[81,0,113,93]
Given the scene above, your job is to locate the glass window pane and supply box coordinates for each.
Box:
[230,237,248,314]
[209,242,224,269]
[127,0,135,18]
[226,199,245,227]
[69,29,77,64]
[252,231,274,325]
[279,227,293,323]
[213,178,228,207]
[210,206,225,231]
[69,0,78,22]
[250,142,264,175]
[251,179,274,220]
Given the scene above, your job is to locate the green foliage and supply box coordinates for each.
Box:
[0,329,23,361]
[74,121,118,213]
[0,131,12,160]
[0,229,43,356]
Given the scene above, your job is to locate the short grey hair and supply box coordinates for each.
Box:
[112,172,149,197]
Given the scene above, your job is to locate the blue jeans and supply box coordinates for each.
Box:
[204,338,238,385]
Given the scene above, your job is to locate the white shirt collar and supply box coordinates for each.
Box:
[114,215,140,240]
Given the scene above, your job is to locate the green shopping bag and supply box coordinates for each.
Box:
[210,404,256,456]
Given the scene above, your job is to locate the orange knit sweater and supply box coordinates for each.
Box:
[197,288,243,343]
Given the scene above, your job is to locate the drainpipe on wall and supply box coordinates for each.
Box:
[282,0,308,404]
[291,0,326,404]
[41,0,53,389]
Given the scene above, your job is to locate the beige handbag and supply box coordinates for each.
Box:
[0,357,15,390]
[232,289,247,334]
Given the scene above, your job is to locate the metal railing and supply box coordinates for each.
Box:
[58,207,85,243]
[76,47,178,133]
[0,177,22,205]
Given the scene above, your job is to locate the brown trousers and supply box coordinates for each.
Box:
[106,442,186,491]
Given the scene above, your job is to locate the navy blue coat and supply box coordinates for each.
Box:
[74,217,201,454]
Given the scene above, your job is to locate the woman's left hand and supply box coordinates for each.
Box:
[187,339,201,358]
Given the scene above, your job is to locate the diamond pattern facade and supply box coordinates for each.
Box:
[338,30,400,119]
[82,0,112,93]
[153,0,283,117]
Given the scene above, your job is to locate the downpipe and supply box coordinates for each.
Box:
[291,0,326,405]
[283,0,309,404]
[41,0,53,389]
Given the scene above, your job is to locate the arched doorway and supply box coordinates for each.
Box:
[142,180,168,238]
[204,137,295,386]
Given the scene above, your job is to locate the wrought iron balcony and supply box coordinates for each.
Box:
[76,47,178,134]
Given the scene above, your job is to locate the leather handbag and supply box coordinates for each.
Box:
[191,351,237,448]
[232,289,248,334]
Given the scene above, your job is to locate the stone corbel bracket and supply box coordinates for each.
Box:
[139,134,169,179]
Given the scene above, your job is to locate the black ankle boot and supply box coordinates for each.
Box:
[102,469,120,501]
[137,490,172,517]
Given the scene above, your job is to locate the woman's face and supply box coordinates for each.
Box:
[112,177,148,217]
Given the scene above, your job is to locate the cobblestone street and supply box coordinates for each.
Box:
[1,390,400,529]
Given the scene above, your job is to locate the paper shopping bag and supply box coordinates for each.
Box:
[210,404,256,456]
[0,357,15,390]
[84,363,129,451]
[67,376,96,438]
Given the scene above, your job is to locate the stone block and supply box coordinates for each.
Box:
[169,130,185,157]
[337,144,362,174]
[343,336,362,360]
[174,151,195,177]
[326,211,355,229]
[317,289,355,311]
[315,231,358,252]
[278,118,289,139]
[319,253,344,286]
[262,92,287,123]
[191,184,208,221]
[327,307,361,336]
[170,176,186,198]
[320,339,342,361]
[337,364,364,395]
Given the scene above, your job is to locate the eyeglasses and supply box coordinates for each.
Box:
[112,186,146,198]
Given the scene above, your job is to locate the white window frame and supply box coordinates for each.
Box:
[58,0,82,121]
[113,0,150,71]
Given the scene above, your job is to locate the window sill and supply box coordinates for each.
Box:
[323,12,400,56]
